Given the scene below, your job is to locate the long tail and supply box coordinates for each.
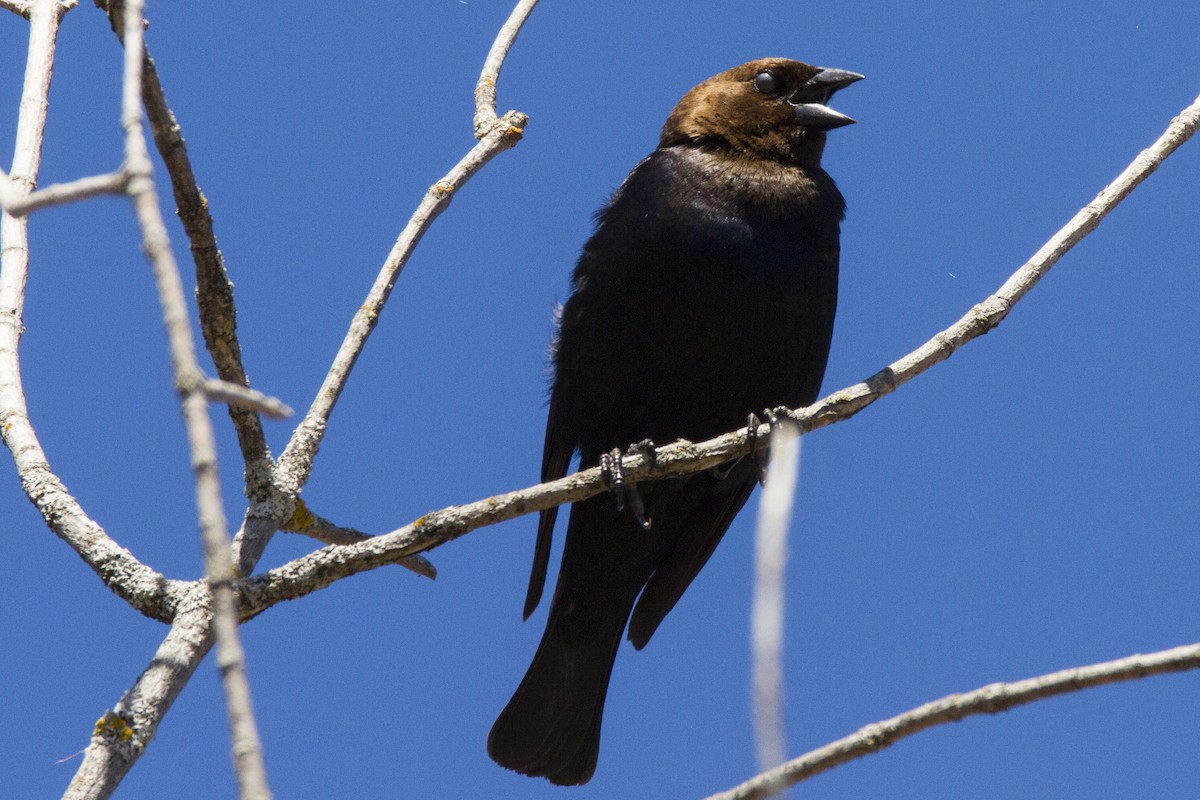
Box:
[487,602,627,785]
[489,493,652,785]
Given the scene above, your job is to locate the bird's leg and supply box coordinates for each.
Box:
[600,445,653,531]
[600,447,625,506]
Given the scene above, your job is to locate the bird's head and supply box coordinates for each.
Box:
[660,58,862,165]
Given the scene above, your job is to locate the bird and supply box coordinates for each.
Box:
[488,57,861,785]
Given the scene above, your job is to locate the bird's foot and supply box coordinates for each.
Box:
[600,445,653,531]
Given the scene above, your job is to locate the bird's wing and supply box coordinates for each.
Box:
[524,396,574,619]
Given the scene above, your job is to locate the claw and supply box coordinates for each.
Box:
[602,446,651,530]
[746,412,761,459]
[600,448,626,508]
[626,483,650,530]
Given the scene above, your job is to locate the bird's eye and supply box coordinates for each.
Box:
[752,71,779,95]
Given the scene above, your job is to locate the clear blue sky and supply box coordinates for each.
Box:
[3,2,1198,798]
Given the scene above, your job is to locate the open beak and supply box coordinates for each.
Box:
[791,67,864,130]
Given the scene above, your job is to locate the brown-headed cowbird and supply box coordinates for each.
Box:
[488,58,861,785]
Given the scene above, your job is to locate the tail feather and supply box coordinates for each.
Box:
[487,607,625,785]
[491,491,669,784]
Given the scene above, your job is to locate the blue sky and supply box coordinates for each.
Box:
[2,2,1198,798]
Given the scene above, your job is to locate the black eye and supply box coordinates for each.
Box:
[752,70,779,95]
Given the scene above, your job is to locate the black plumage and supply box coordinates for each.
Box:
[488,57,861,785]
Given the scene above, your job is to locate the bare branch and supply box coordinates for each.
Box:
[280,498,436,579]
[237,428,787,613]
[272,123,528,497]
[704,643,1200,800]
[140,55,268,471]
[4,0,57,192]
[473,0,539,134]
[797,89,1200,435]
[0,0,31,18]
[146,48,272,473]
[69,1,543,791]
[204,378,293,419]
[239,454,636,614]
[113,0,272,796]
[96,0,272,483]
[239,90,1200,616]
[0,0,180,622]
[64,597,214,800]
[0,169,126,215]
[258,0,537,567]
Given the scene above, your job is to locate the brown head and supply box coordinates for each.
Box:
[660,58,862,165]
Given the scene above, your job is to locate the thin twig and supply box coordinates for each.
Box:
[96,0,272,485]
[255,0,536,569]
[146,47,272,474]
[797,89,1200,435]
[143,48,269,473]
[0,0,31,18]
[203,378,293,419]
[751,421,801,787]
[473,0,539,135]
[3,0,57,192]
[1,169,126,215]
[238,90,1200,617]
[116,0,271,798]
[271,129,528,496]
[280,498,436,578]
[704,643,1200,800]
